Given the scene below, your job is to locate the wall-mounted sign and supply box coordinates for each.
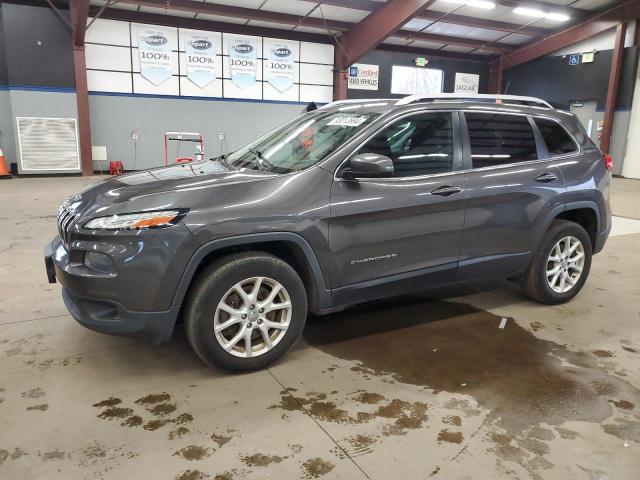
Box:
[454,72,480,94]
[138,27,172,86]
[568,53,580,66]
[348,63,379,90]
[391,65,443,95]
[185,31,216,88]
[597,120,604,132]
[582,51,595,64]
[414,57,428,67]
[267,42,295,92]
[229,37,258,90]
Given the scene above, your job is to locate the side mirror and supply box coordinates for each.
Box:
[341,153,394,179]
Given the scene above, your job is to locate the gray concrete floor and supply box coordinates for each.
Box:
[1,175,639,480]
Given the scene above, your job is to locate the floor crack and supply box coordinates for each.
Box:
[266,369,372,480]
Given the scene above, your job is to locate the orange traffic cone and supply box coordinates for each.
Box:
[0,148,11,179]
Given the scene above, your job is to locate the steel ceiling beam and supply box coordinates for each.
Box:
[416,10,549,37]
[113,0,352,30]
[92,6,336,44]
[495,0,640,70]
[393,30,513,54]
[318,0,574,35]
[336,0,439,67]
[103,0,513,54]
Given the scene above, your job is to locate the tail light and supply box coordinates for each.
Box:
[603,154,613,172]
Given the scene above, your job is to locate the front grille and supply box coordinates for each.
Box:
[57,202,79,247]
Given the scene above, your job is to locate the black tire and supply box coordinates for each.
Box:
[522,219,592,305]
[184,252,307,371]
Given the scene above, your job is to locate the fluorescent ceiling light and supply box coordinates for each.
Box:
[513,7,570,22]
[440,0,496,9]
[513,7,544,17]
[546,12,571,22]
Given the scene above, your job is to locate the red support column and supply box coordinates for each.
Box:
[333,49,348,101]
[488,57,504,94]
[601,22,627,155]
[73,45,93,176]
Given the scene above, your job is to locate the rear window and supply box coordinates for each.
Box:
[535,118,578,156]
[465,113,538,168]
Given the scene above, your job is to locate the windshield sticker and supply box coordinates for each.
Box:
[328,116,369,127]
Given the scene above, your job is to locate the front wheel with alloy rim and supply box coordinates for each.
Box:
[522,219,592,305]
[185,253,307,371]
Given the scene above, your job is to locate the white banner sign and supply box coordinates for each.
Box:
[138,27,172,86]
[391,66,443,95]
[348,63,379,90]
[267,42,295,92]
[229,37,258,90]
[185,31,216,88]
[454,72,480,94]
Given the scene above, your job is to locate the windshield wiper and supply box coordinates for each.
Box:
[248,148,274,171]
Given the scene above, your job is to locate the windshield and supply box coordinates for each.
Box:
[225,110,380,174]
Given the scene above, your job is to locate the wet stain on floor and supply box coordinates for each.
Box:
[241,452,285,467]
[174,445,212,461]
[271,391,428,435]
[301,457,335,478]
[92,394,195,434]
[344,434,377,456]
[92,397,121,408]
[593,350,614,358]
[147,402,177,416]
[176,469,208,480]
[302,297,640,439]
[211,431,235,448]
[437,429,463,444]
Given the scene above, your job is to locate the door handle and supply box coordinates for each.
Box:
[535,172,558,183]
[431,185,463,196]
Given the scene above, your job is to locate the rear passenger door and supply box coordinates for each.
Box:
[459,111,568,279]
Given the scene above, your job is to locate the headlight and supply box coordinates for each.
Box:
[84,210,184,230]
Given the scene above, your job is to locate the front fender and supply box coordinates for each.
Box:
[170,232,332,313]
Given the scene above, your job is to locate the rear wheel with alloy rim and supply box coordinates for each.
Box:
[185,253,307,371]
[522,219,592,305]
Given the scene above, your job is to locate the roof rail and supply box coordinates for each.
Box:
[319,99,394,109]
[395,94,553,109]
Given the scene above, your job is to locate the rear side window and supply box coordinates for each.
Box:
[465,113,538,168]
[359,112,454,177]
[535,118,578,156]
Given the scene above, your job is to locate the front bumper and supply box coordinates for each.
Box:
[45,236,182,344]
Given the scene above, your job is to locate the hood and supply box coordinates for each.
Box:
[71,161,277,217]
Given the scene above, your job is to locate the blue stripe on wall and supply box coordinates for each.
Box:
[0,85,76,93]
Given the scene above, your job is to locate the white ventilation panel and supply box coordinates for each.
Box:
[16,117,81,173]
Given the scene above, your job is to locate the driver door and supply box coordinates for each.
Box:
[328,110,467,303]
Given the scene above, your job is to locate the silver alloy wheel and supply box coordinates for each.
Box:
[546,236,585,294]
[213,276,292,358]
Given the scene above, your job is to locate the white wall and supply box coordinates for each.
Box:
[551,21,636,57]
[84,18,334,104]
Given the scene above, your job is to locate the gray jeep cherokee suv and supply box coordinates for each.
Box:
[45,94,612,371]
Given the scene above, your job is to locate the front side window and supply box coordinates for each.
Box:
[535,118,578,156]
[358,112,454,177]
[226,110,380,174]
[465,113,538,168]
